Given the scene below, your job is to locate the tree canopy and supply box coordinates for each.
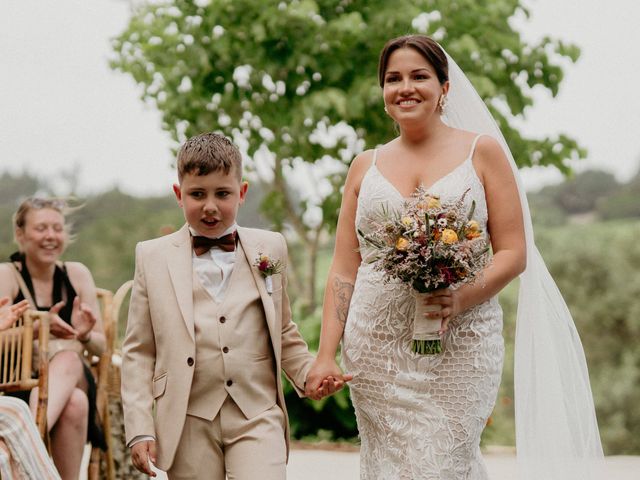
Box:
[111,0,583,308]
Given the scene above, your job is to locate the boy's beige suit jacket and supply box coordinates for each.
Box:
[121,224,314,471]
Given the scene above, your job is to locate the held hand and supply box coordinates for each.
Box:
[131,440,157,477]
[305,357,353,400]
[423,288,463,334]
[70,296,97,340]
[316,373,354,399]
[0,298,29,331]
[48,301,78,339]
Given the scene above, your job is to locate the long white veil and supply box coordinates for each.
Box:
[441,53,604,479]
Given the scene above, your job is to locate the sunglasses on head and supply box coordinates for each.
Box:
[27,198,67,210]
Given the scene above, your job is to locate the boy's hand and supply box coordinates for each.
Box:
[131,440,157,477]
[305,357,353,400]
[315,374,353,399]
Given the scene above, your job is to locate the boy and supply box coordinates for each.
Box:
[122,133,346,479]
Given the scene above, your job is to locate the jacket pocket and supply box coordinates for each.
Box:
[152,372,168,399]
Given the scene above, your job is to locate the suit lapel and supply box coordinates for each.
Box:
[167,224,195,341]
[237,227,278,343]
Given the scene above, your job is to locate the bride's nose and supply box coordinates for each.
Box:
[399,78,415,94]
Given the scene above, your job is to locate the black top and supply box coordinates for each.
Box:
[11,252,77,321]
[8,251,106,450]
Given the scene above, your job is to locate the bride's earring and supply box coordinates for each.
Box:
[384,105,389,114]
[438,95,447,113]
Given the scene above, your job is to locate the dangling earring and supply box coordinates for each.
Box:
[438,95,447,114]
[384,105,389,114]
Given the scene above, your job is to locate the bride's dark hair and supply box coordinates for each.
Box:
[378,35,449,87]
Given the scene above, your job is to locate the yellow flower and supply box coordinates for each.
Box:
[441,229,458,244]
[395,237,410,251]
[465,220,481,239]
[259,254,270,263]
[401,216,413,227]
[426,197,441,210]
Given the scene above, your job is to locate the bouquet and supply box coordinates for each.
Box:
[359,187,489,354]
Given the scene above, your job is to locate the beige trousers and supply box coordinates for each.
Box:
[167,396,286,480]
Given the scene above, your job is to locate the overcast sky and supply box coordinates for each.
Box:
[1,0,639,197]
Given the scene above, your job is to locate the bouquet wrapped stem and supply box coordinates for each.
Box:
[412,292,443,354]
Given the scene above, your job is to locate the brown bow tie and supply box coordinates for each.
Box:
[192,232,237,256]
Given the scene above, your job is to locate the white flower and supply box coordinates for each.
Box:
[177,76,192,93]
[212,25,225,38]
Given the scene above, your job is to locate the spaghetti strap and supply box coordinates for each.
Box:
[372,148,378,166]
[467,134,484,160]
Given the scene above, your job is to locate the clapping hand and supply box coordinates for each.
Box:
[0,297,29,331]
[70,296,96,342]
[47,301,78,339]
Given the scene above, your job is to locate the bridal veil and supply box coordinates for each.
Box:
[441,51,604,480]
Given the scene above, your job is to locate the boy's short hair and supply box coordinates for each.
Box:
[177,132,242,182]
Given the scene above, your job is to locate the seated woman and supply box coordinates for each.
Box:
[0,297,60,479]
[0,198,107,480]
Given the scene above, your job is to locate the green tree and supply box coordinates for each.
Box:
[550,169,618,214]
[111,0,583,310]
[597,166,640,220]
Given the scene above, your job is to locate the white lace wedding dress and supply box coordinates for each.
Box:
[342,136,504,479]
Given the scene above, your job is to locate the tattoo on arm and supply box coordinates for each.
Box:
[333,277,354,327]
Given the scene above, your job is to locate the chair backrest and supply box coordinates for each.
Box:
[0,310,50,439]
[88,282,133,480]
[111,281,133,351]
[0,310,49,392]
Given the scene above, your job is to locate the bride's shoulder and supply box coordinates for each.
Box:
[350,149,375,168]
[348,149,375,176]
[473,135,508,166]
[346,149,376,195]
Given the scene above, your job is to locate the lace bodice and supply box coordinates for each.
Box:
[343,137,504,479]
[356,153,489,261]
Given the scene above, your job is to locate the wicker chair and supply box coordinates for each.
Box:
[0,309,50,438]
[89,281,133,480]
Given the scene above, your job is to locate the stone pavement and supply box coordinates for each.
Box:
[83,445,640,479]
[285,449,640,480]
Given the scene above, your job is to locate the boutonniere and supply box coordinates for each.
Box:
[253,253,283,294]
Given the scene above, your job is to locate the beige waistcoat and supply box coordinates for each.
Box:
[187,243,277,420]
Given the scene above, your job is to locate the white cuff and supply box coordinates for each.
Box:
[128,435,155,448]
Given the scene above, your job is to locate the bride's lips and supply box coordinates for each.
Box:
[396,98,422,109]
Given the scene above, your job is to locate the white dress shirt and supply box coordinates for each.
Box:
[189,224,237,302]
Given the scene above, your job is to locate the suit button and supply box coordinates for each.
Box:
[219,316,226,323]
[187,357,194,366]
[222,347,229,353]
[226,380,233,387]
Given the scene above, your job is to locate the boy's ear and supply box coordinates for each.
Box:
[172,183,183,206]
[239,180,249,204]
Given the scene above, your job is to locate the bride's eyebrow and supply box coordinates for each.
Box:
[386,68,431,75]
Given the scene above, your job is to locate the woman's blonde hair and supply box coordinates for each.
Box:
[12,197,78,250]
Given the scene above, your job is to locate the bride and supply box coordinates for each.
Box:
[306,35,602,479]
